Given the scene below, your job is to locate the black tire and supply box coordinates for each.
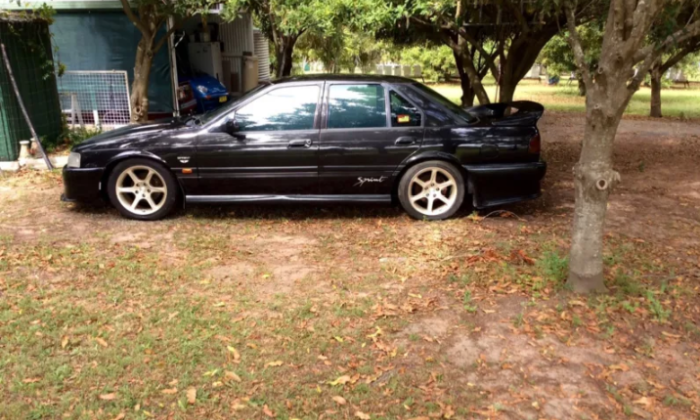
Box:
[107,158,179,221]
[398,160,465,221]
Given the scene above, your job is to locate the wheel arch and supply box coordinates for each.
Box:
[391,152,468,203]
[100,152,185,205]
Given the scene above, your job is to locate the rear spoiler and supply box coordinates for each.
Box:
[466,101,544,126]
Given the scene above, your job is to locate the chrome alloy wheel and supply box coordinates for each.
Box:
[115,166,168,216]
[407,167,458,216]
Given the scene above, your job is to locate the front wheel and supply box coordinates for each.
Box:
[107,159,178,220]
[398,160,465,221]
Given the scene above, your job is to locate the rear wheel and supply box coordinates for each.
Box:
[107,159,178,220]
[398,160,465,220]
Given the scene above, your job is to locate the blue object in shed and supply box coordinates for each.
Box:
[181,75,229,113]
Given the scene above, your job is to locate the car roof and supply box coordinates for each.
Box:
[271,74,415,84]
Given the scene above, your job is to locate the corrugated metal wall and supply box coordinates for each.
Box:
[254,29,271,81]
[210,14,253,55]
[209,13,254,94]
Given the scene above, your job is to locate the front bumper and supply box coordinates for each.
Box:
[62,167,104,202]
[464,161,547,208]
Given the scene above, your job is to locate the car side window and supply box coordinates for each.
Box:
[327,84,387,129]
[235,85,319,132]
[390,91,421,127]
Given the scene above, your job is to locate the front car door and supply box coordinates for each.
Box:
[194,83,322,196]
[318,83,424,196]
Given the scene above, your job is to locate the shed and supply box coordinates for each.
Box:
[0,12,62,160]
[4,1,264,126]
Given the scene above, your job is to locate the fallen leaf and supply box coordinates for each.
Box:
[610,363,629,372]
[355,411,370,420]
[227,346,241,361]
[225,371,242,382]
[99,393,117,400]
[22,377,40,383]
[95,337,108,347]
[407,417,430,420]
[110,413,125,420]
[662,331,681,339]
[634,397,652,406]
[61,336,69,349]
[161,388,178,395]
[186,387,196,404]
[263,404,275,417]
[329,375,351,386]
[332,395,347,405]
[266,360,283,367]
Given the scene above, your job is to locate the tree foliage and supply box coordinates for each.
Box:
[400,45,454,82]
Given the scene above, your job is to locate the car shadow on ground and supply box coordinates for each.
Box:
[67,198,545,222]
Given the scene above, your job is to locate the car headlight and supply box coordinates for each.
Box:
[67,152,81,168]
[196,85,208,94]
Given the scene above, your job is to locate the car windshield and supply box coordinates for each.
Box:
[196,84,269,125]
[411,83,476,124]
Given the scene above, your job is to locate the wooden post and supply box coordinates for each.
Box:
[0,43,53,170]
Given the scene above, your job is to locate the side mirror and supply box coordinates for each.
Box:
[225,118,239,134]
[224,117,245,140]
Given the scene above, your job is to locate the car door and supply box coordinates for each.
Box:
[195,83,322,195]
[318,83,424,195]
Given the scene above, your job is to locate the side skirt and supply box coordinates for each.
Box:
[186,195,392,204]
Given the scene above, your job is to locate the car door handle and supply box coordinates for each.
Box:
[395,136,417,145]
[288,139,312,148]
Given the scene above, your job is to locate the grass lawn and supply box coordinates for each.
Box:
[1,116,700,419]
[432,79,700,119]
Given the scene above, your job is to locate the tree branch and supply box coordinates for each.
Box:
[565,1,593,88]
[120,0,149,34]
[501,0,530,34]
[660,40,700,73]
[154,20,180,53]
[633,18,700,63]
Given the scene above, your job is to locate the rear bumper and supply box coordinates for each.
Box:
[464,161,546,208]
[62,167,104,202]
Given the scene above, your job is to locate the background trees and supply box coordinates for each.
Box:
[223,0,367,78]
[539,23,603,96]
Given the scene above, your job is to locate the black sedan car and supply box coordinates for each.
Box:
[62,75,546,221]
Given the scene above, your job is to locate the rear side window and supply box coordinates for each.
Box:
[327,84,387,129]
[235,85,319,131]
[390,91,421,127]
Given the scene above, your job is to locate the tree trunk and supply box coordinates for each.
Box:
[498,78,517,104]
[650,66,662,118]
[274,37,296,78]
[131,38,154,123]
[453,50,476,107]
[567,93,623,293]
[497,26,559,104]
[577,75,586,96]
[459,54,490,105]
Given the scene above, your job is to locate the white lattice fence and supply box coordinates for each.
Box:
[57,71,131,128]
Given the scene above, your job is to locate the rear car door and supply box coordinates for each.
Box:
[318,83,424,195]
[195,83,322,195]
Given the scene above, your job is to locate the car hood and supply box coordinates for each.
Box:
[73,118,189,152]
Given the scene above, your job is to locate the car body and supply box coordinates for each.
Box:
[62,74,546,220]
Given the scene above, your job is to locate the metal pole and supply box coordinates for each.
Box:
[0,43,53,170]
